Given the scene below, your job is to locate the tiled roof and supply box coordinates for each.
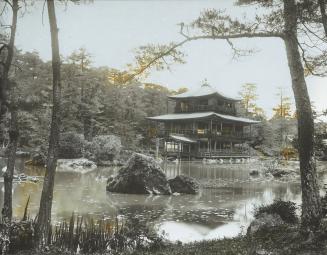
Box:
[169,84,240,101]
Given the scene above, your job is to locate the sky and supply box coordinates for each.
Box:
[2,0,327,119]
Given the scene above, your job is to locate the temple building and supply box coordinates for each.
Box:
[147,82,260,159]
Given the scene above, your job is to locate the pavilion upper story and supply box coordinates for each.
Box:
[168,82,240,115]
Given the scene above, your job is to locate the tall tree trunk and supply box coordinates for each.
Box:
[318,0,327,37]
[1,0,19,222]
[283,0,322,231]
[3,108,18,221]
[36,0,61,245]
[0,1,18,117]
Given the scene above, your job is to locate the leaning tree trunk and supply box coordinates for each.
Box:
[3,108,19,221]
[283,0,322,231]
[36,0,61,245]
[1,0,19,222]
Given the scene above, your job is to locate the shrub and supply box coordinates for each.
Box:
[254,200,298,224]
[59,132,85,159]
[85,135,122,163]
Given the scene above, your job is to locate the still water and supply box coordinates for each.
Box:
[0,157,326,243]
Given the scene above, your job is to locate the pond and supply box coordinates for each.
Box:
[0,157,326,243]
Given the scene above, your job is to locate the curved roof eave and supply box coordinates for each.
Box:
[168,92,240,102]
[146,112,260,124]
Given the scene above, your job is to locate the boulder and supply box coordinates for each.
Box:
[270,168,289,178]
[26,151,46,166]
[247,213,284,235]
[106,153,171,195]
[57,158,97,174]
[168,175,200,194]
[249,170,260,176]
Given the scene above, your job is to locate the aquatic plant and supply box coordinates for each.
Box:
[0,212,165,254]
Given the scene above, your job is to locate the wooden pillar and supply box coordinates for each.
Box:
[189,143,191,161]
[210,119,213,133]
[155,138,159,159]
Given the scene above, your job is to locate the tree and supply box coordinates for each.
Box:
[238,83,264,119]
[273,87,293,119]
[36,0,62,244]
[272,87,293,148]
[66,50,99,140]
[131,0,324,231]
[0,0,19,222]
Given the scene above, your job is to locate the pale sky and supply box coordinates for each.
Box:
[2,0,327,118]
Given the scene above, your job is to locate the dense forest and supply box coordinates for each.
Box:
[0,48,189,151]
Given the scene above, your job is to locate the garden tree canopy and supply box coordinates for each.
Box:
[129,0,327,231]
[6,49,180,150]
[65,49,101,140]
[238,83,265,119]
[273,87,293,119]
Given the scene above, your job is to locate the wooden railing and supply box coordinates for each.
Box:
[175,104,236,115]
[159,129,252,139]
[198,149,249,157]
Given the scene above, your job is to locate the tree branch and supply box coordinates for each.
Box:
[124,31,283,84]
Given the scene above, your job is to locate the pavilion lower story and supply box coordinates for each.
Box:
[148,112,259,160]
[163,136,250,159]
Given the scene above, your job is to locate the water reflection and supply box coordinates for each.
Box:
[0,157,325,243]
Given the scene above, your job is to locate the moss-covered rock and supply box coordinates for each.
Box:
[168,175,199,194]
[107,153,171,195]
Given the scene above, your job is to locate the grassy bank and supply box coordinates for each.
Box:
[129,225,327,255]
[13,224,327,255]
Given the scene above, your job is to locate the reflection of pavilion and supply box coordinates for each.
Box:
[147,83,259,159]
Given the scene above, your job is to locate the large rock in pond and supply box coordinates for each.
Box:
[106,153,171,195]
[168,175,200,194]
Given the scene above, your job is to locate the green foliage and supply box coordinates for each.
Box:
[59,132,85,159]
[7,49,178,150]
[254,200,299,224]
[84,135,121,162]
[238,83,265,119]
[1,214,165,255]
